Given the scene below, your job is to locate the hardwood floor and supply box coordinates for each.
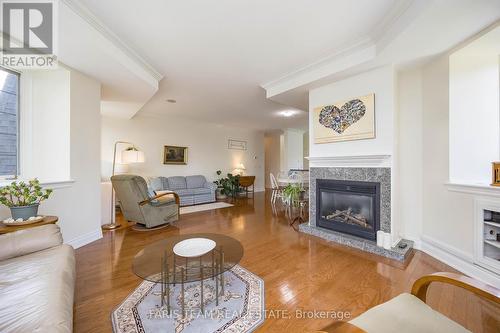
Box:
[74,191,499,332]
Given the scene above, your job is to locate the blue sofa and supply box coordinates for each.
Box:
[148,175,216,206]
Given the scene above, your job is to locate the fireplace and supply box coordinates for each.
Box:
[316,179,380,240]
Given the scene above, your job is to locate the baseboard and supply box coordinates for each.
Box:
[420,235,500,287]
[65,228,103,249]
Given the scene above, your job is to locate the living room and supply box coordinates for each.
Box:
[0,1,499,333]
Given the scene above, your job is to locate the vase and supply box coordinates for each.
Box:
[10,204,39,221]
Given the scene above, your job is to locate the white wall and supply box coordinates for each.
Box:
[283,129,304,170]
[264,131,282,188]
[101,115,265,191]
[309,65,396,158]
[449,27,500,184]
[303,131,309,170]
[0,67,102,248]
[396,53,500,285]
[420,55,476,255]
[397,69,424,243]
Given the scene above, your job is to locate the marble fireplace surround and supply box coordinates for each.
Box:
[299,166,413,261]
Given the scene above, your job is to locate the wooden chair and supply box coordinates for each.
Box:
[270,173,283,203]
[317,272,500,333]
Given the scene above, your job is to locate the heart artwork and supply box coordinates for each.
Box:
[318,99,366,134]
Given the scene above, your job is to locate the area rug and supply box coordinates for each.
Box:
[112,265,265,333]
[180,202,233,215]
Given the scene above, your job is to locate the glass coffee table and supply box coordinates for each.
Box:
[132,233,244,317]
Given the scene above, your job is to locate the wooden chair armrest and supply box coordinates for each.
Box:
[139,191,180,206]
[411,272,500,304]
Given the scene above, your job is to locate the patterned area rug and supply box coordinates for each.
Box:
[180,202,233,215]
[112,265,265,333]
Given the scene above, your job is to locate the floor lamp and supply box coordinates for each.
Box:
[101,141,145,230]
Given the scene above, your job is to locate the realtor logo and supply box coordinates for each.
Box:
[0,0,57,68]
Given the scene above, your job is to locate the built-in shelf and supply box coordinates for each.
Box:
[475,199,500,275]
[485,240,500,250]
[484,221,500,228]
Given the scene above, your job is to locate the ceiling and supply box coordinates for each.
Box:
[76,0,402,130]
[265,0,500,110]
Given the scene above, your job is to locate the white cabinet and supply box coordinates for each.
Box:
[474,198,500,275]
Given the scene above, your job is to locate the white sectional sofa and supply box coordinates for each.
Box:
[0,224,75,333]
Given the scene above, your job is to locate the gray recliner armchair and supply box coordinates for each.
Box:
[111,174,180,229]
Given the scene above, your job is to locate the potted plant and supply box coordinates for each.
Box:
[214,170,228,200]
[227,173,241,198]
[0,179,53,220]
[282,184,305,205]
[214,170,241,199]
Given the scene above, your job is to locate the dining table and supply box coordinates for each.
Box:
[277,175,309,187]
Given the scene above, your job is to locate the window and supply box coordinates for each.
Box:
[449,26,500,185]
[0,67,19,178]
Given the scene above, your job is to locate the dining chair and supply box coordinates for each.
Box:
[269,173,283,204]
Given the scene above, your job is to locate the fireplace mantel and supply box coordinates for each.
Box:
[306,155,391,167]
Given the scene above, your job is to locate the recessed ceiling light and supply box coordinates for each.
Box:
[279,110,295,117]
[166,99,177,103]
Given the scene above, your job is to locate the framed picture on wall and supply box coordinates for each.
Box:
[163,145,188,164]
[228,139,247,150]
[313,93,375,144]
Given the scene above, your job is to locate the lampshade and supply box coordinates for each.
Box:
[121,148,145,164]
[233,163,246,175]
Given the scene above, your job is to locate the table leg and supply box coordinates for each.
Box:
[165,255,170,315]
[173,254,176,287]
[215,257,219,306]
[181,266,185,318]
[200,256,204,314]
[161,255,164,307]
[220,249,225,297]
[211,250,215,280]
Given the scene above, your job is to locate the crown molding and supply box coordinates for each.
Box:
[261,0,420,98]
[262,38,376,98]
[60,0,163,82]
[369,0,417,44]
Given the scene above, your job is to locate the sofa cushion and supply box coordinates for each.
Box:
[174,188,195,196]
[167,176,187,190]
[0,224,63,261]
[186,175,207,189]
[192,187,212,195]
[0,244,75,333]
[160,177,169,189]
[146,176,163,191]
[349,293,470,333]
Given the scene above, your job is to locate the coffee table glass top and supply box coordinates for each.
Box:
[132,233,244,283]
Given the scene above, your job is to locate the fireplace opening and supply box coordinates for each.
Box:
[316,179,380,240]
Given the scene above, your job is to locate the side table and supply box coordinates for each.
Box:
[0,216,59,234]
